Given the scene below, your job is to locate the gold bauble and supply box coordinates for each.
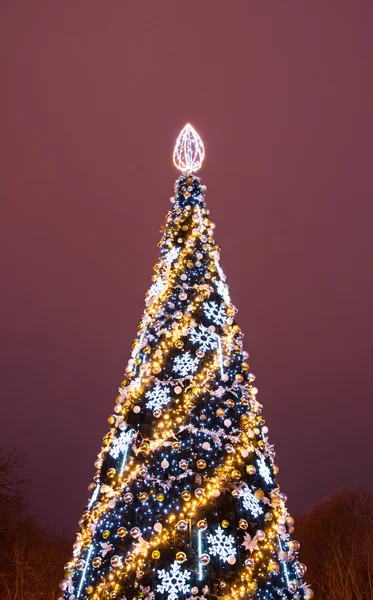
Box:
[232,469,241,480]
[123,492,133,503]
[181,490,191,501]
[139,492,148,503]
[110,555,121,567]
[264,512,273,522]
[157,493,165,502]
[102,530,110,539]
[186,177,193,185]
[225,399,235,408]
[246,465,256,475]
[152,364,161,375]
[172,442,180,450]
[239,519,248,530]
[197,519,207,530]
[92,557,102,568]
[107,415,116,425]
[273,464,279,474]
[197,459,206,469]
[125,554,134,565]
[86,586,94,595]
[176,552,187,563]
[152,550,160,560]
[221,520,229,528]
[255,489,265,500]
[195,488,204,498]
[130,527,141,538]
[216,408,225,417]
[288,540,300,552]
[268,561,280,573]
[200,553,210,565]
[117,527,127,538]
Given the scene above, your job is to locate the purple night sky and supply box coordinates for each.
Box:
[1,1,373,534]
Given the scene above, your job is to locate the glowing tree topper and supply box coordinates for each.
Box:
[173,123,205,172]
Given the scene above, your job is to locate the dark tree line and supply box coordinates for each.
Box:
[0,449,372,600]
[0,449,70,600]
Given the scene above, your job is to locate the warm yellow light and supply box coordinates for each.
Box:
[173,123,205,172]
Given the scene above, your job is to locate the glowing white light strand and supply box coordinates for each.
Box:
[88,484,100,509]
[198,529,203,580]
[76,544,94,598]
[278,535,290,586]
[173,124,205,172]
[217,335,224,378]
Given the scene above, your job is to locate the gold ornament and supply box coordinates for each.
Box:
[246,465,256,475]
[239,519,248,530]
[176,552,187,563]
[232,469,241,480]
[225,399,235,408]
[130,527,141,538]
[110,555,121,567]
[87,586,94,595]
[123,492,133,503]
[200,553,210,565]
[139,492,148,503]
[197,459,206,469]
[157,493,165,502]
[102,530,110,539]
[117,527,127,538]
[195,488,204,498]
[181,490,191,501]
[125,554,134,565]
[197,520,207,530]
[152,550,160,560]
[268,560,280,573]
[255,489,265,500]
[221,520,229,528]
[216,408,225,417]
[107,468,116,478]
[172,442,180,450]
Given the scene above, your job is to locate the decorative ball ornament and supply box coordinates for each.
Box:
[153,409,162,418]
[255,489,265,500]
[304,588,314,599]
[157,493,165,502]
[181,490,191,501]
[241,449,249,458]
[257,530,265,541]
[278,551,288,562]
[200,553,210,565]
[191,587,199,595]
[75,559,85,570]
[227,555,236,565]
[213,488,221,497]
[125,554,135,565]
[239,519,248,530]
[154,522,163,532]
[221,520,230,528]
[176,552,187,563]
[295,563,307,577]
[179,460,188,469]
[110,555,122,567]
[161,459,169,469]
[197,519,207,530]
[202,442,210,450]
[245,558,255,568]
[288,540,300,552]
[152,550,161,560]
[195,488,204,498]
[246,465,256,475]
[288,582,298,594]
[177,520,188,532]
[123,492,133,503]
[268,560,280,573]
[173,124,205,173]
[130,527,141,538]
[92,557,102,568]
[133,405,141,414]
[102,530,110,539]
[197,459,206,469]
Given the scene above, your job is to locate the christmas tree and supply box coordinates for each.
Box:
[59,125,313,600]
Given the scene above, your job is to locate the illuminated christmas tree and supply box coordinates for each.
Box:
[59,125,313,600]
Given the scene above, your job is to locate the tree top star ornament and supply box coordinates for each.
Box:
[58,125,313,600]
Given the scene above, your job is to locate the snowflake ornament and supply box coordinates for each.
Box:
[207,526,237,562]
[145,384,171,411]
[173,351,199,377]
[203,301,227,326]
[148,277,165,299]
[258,455,273,485]
[239,486,264,518]
[164,247,180,265]
[157,561,191,600]
[110,430,133,459]
[189,324,218,352]
[215,280,231,304]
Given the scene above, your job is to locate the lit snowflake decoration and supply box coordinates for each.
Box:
[203,301,227,326]
[189,324,218,352]
[258,455,273,485]
[206,526,237,562]
[239,486,263,518]
[148,277,165,299]
[173,351,199,377]
[157,561,191,600]
[145,384,171,411]
[215,280,231,304]
[110,430,133,459]
[164,247,180,265]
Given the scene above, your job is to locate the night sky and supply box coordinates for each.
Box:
[1,2,373,535]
